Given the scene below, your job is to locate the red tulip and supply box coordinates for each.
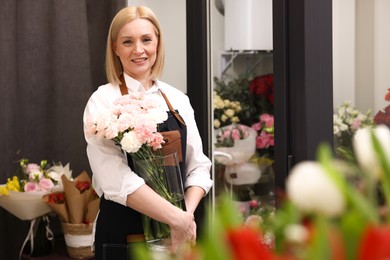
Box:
[226,227,273,260]
[358,225,390,260]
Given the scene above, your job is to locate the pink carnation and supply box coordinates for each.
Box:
[149,133,165,150]
[85,119,97,137]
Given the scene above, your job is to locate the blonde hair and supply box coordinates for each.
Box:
[105,6,165,85]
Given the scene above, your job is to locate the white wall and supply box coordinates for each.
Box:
[333,0,390,113]
[127,0,187,93]
[374,0,390,112]
[210,0,273,81]
[332,0,356,108]
[210,0,225,79]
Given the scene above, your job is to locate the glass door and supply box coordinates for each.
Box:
[209,0,276,222]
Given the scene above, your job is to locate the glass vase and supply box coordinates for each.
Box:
[133,152,186,252]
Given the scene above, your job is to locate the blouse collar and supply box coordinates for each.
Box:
[123,73,160,93]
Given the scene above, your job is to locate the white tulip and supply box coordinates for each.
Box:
[286,161,345,217]
[353,125,390,179]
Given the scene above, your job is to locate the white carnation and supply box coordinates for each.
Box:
[286,161,345,217]
[146,107,168,125]
[121,131,143,153]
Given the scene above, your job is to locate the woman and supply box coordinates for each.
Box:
[83,5,213,260]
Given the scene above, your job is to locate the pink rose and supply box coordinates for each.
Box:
[351,118,362,130]
[256,137,268,149]
[39,178,54,192]
[260,114,274,128]
[249,199,260,209]
[24,182,39,192]
[231,128,241,141]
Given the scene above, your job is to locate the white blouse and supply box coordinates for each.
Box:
[83,74,213,206]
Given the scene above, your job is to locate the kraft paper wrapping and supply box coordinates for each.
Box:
[86,198,100,223]
[62,172,90,224]
[43,171,100,224]
[42,194,70,223]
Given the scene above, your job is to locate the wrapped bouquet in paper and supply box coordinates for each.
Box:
[43,171,100,224]
[43,171,99,259]
[214,124,257,165]
[0,159,71,258]
[0,159,71,220]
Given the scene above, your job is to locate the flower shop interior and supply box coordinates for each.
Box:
[1,0,390,259]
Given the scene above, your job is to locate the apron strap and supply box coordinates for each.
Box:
[159,91,187,126]
[119,74,186,126]
[119,74,128,96]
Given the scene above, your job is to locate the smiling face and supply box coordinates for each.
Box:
[113,18,158,83]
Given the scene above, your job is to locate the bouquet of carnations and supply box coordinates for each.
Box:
[85,92,185,248]
[85,92,167,156]
[84,91,173,205]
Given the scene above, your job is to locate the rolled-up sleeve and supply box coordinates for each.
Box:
[178,95,214,195]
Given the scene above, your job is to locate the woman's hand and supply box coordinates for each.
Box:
[169,210,196,253]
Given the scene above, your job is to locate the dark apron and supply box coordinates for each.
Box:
[94,109,187,260]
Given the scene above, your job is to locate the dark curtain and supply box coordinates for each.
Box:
[0,1,126,259]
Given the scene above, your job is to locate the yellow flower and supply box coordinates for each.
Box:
[0,186,9,195]
[224,109,235,118]
[231,116,240,123]
[4,176,21,193]
[223,99,230,106]
[214,119,221,128]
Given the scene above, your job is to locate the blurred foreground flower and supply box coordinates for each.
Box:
[264,124,390,259]
[353,125,390,179]
[286,161,345,217]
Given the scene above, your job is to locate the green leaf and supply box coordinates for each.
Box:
[370,130,390,222]
[339,209,367,260]
[307,216,332,260]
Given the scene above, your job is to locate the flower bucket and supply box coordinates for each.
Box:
[133,152,186,252]
[61,222,94,259]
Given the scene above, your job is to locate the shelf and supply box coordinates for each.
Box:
[220,50,273,76]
